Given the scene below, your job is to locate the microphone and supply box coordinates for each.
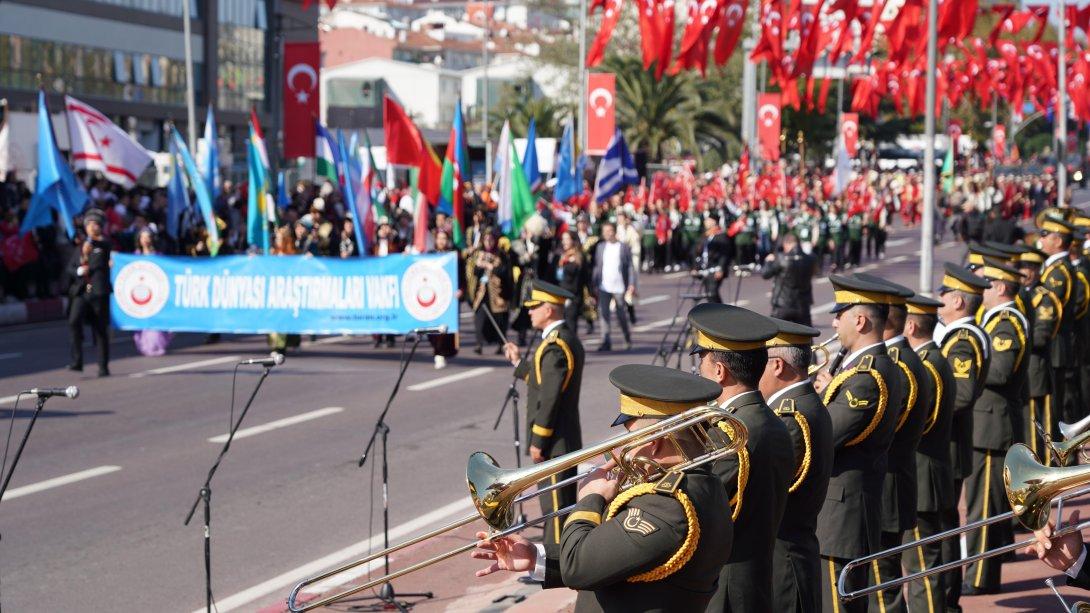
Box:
[408,325,448,335]
[24,386,79,399]
[239,354,285,367]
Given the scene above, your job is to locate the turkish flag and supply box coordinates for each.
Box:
[587,73,616,155]
[636,0,661,71]
[283,42,320,158]
[714,0,748,66]
[383,95,441,205]
[992,124,1007,161]
[587,0,623,67]
[757,93,781,162]
[840,113,859,158]
[2,233,38,272]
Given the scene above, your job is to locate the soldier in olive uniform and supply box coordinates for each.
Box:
[472,365,734,612]
[503,280,585,558]
[902,293,957,613]
[812,275,902,613]
[759,318,834,613]
[854,274,929,613]
[1068,221,1090,422]
[961,259,1028,594]
[934,263,992,609]
[1038,216,1080,424]
[983,241,1035,320]
[1017,246,1062,463]
[688,303,794,613]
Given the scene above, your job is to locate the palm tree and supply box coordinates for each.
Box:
[487,80,574,138]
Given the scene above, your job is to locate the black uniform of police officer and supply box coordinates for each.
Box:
[512,280,585,558]
[687,304,794,613]
[764,317,834,613]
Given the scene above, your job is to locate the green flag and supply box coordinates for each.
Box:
[941,145,954,194]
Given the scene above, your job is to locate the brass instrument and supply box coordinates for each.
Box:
[286,404,749,612]
[807,336,840,375]
[1035,419,1090,466]
[1061,413,1090,440]
[837,444,1090,601]
[1046,577,1090,612]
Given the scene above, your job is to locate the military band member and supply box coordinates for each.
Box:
[812,275,901,613]
[760,318,834,613]
[1038,215,1080,424]
[902,293,958,613]
[471,365,734,612]
[1017,246,1062,463]
[935,263,991,609]
[854,274,929,613]
[984,241,1035,320]
[504,280,585,559]
[1069,222,1090,424]
[960,259,1028,594]
[687,303,794,613]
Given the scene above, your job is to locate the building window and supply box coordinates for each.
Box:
[217,2,267,111]
[83,0,200,18]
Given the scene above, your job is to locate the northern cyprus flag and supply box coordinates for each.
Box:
[65,95,152,188]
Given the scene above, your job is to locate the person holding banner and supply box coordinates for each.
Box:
[131,228,173,357]
[67,209,112,377]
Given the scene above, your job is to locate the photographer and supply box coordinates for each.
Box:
[694,217,733,303]
[761,233,815,326]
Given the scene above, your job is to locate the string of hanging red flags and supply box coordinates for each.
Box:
[584,0,1090,127]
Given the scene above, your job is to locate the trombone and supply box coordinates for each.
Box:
[1036,419,1090,466]
[837,443,1090,602]
[808,336,842,375]
[286,404,748,612]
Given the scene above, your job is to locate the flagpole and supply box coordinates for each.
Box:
[919,0,938,294]
[182,0,198,152]
[578,0,588,154]
[483,8,492,185]
[1057,0,1068,207]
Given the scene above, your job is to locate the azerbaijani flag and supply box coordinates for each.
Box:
[315,120,339,185]
[439,100,469,247]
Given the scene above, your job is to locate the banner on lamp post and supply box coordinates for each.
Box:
[586,73,616,156]
[757,93,781,162]
[840,113,859,158]
[283,42,320,159]
[992,124,1007,161]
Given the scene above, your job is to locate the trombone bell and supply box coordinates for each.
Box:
[1005,443,1090,531]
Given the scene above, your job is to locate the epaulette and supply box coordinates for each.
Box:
[855,354,875,372]
[545,328,560,342]
[774,397,796,415]
[654,470,685,494]
[957,329,970,341]
[888,346,901,364]
[919,348,930,361]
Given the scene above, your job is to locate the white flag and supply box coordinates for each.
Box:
[833,139,852,196]
[0,118,9,177]
[494,120,512,228]
[65,95,153,189]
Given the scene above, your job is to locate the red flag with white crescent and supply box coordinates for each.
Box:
[757,93,781,162]
[587,73,617,155]
[587,0,623,67]
[840,113,859,158]
[283,42,320,158]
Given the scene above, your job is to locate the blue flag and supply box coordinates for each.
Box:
[201,105,221,201]
[21,90,88,238]
[166,138,190,240]
[594,129,639,203]
[554,122,578,203]
[522,118,541,190]
[277,170,291,209]
[245,131,270,253]
[336,130,367,257]
[170,125,220,255]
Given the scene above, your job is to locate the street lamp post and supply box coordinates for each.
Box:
[1058,0,1068,206]
[919,0,938,293]
[182,0,198,151]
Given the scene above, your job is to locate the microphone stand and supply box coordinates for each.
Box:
[0,395,47,503]
[652,274,704,370]
[350,333,433,612]
[184,366,272,613]
[492,337,537,525]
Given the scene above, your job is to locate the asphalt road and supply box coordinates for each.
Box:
[0,223,998,612]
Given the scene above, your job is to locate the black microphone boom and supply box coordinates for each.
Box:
[239,354,285,367]
[24,386,79,399]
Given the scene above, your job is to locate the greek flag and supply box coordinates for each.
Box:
[594,129,639,203]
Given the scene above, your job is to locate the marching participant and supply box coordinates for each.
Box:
[1069,221,1090,423]
[934,263,991,608]
[854,274,929,613]
[902,293,957,613]
[1037,215,1080,425]
[962,258,1029,595]
[687,303,794,613]
[812,275,901,613]
[503,280,585,559]
[471,365,734,612]
[1017,246,1062,463]
[760,318,833,613]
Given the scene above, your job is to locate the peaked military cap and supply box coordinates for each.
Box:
[766,317,821,346]
[523,279,575,308]
[983,241,1030,258]
[967,243,1013,268]
[979,257,1021,283]
[906,293,943,315]
[1016,245,1047,266]
[853,273,914,306]
[939,262,990,295]
[1038,214,1077,236]
[687,303,778,355]
[609,364,723,426]
[829,274,898,314]
[1073,215,1090,229]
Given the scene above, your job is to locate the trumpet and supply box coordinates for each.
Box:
[837,444,1090,601]
[286,404,748,612]
[808,336,843,375]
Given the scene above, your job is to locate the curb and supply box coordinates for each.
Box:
[0,297,67,326]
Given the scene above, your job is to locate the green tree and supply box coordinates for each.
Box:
[487,81,573,138]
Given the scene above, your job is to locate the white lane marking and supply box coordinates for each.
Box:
[662,271,689,279]
[887,254,910,264]
[633,318,675,333]
[407,366,494,391]
[195,497,476,613]
[2,465,121,501]
[129,355,241,378]
[0,352,22,360]
[638,294,670,306]
[0,394,22,405]
[302,335,352,347]
[813,300,837,314]
[208,407,344,443]
[887,238,912,247]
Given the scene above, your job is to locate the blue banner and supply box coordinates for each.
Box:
[110,253,459,334]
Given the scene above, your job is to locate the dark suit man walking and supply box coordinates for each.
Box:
[67,209,112,377]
